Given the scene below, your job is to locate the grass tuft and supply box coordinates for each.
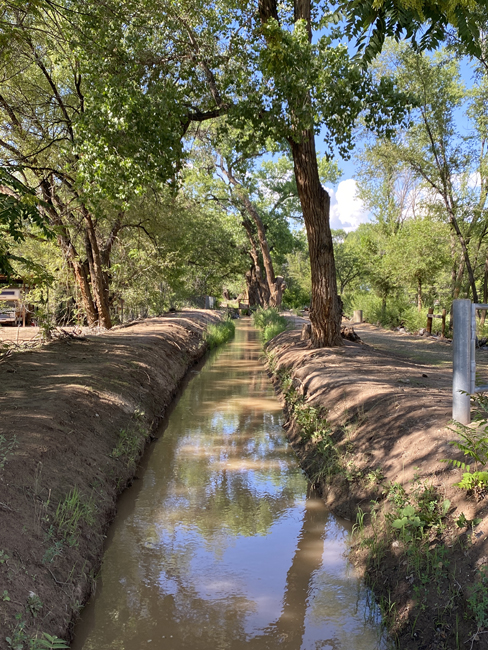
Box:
[205,318,235,349]
[252,307,288,343]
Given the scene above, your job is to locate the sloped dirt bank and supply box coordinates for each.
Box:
[266,329,488,650]
[0,310,221,649]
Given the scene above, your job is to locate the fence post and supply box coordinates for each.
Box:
[426,307,434,334]
[452,299,472,424]
[441,309,446,338]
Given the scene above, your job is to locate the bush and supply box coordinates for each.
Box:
[205,318,235,349]
[262,321,287,342]
[252,307,288,343]
[344,290,435,331]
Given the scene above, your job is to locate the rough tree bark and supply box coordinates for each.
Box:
[258,0,343,346]
[289,132,343,346]
[81,207,112,329]
[222,165,284,308]
[242,217,271,307]
[40,179,99,326]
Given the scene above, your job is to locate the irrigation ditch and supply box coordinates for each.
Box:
[0,310,223,650]
[2,309,488,649]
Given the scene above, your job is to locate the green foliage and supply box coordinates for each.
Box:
[6,611,69,649]
[447,418,488,469]
[0,168,51,276]
[342,0,483,63]
[262,321,287,343]
[54,488,96,545]
[467,567,488,630]
[205,319,235,349]
[344,290,410,328]
[453,471,488,491]
[391,504,425,539]
[283,230,312,308]
[111,420,147,468]
[252,307,288,343]
[275,367,339,482]
[386,481,450,541]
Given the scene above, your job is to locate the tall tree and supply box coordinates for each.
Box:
[359,44,488,303]
[244,0,404,345]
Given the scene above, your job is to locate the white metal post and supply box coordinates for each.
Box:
[453,299,472,424]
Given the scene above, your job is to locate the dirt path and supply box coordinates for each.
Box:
[0,311,220,649]
[269,321,488,650]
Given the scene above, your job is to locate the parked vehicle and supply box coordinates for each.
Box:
[0,287,29,326]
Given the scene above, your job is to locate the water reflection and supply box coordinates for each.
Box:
[72,322,386,650]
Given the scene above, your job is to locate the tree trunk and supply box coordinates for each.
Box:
[290,133,343,346]
[481,254,488,328]
[417,277,422,311]
[258,0,342,345]
[39,179,99,326]
[245,266,262,307]
[82,208,112,328]
[242,217,270,307]
[223,167,282,307]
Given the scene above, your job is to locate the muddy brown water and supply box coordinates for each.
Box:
[72,321,387,650]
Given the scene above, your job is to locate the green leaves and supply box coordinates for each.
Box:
[341,0,483,63]
[0,168,51,276]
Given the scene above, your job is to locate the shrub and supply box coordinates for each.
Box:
[252,307,288,343]
[205,318,235,349]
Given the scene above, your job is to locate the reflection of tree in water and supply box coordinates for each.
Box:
[77,323,381,650]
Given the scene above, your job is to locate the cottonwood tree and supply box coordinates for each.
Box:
[183,126,297,308]
[360,44,488,303]
[83,0,405,344]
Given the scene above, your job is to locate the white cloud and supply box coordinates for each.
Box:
[325,179,370,232]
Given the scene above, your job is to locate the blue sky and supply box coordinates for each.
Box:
[318,52,479,232]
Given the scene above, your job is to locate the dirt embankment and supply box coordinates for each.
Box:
[0,310,221,649]
[267,327,488,650]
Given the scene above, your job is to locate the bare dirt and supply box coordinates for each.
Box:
[268,320,488,650]
[3,313,488,650]
[0,310,221,649]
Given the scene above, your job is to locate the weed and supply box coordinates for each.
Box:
[0,550,9,563]
[42,540,63,565]
[6,615,69,650]
[3,590,10,601]
[33,633,69,649]
[26,593,42,618]
[392,504,425,541]
[467,566,488,629]
[379,592,396,626]
[205,318,235,349]
[0,434,18,470]
[252,307,288,343]
[453,471,488,499]
[455,512,482,529]
[54,487,96,545]
[344,459,363,482]
[444,419,488,468]
[352,507,365,536]
[366,468,385,485]
[111,421,146,467]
